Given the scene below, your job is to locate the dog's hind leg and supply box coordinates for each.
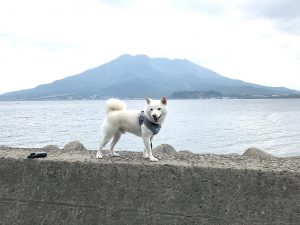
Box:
[96,133,114,159]
[110,131,122,157]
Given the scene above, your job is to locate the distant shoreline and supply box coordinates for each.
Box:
[1,96,300,101]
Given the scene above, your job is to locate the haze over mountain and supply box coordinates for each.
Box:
[0,54,299,100]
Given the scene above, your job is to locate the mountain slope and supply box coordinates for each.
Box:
[0,54,299,100]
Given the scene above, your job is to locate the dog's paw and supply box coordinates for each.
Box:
[112,152,120,157]
[96,152,103,159]
[149,156,158,162]
[143,154,149,159]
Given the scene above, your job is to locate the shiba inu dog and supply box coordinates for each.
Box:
[96,97,168,162]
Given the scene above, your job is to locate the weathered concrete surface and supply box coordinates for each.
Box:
[0,146,299,225]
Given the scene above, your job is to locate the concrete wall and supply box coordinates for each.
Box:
[0,158,299,225]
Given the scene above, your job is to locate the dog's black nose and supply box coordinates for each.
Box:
[152,115,159,122]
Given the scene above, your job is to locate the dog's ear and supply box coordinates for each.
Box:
[145,97,151,104]
[161,96,167,105]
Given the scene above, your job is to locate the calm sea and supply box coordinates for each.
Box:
[0,99,299,157]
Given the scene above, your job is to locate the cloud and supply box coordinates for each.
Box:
[173,0,229,16]
[0,32,79,52]
[98,0,134,8]
[241,0,300,34]
[0,0,299,93]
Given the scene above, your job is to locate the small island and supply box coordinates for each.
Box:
[170,90,300,99]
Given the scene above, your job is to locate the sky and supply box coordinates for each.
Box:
[0,0,299,94]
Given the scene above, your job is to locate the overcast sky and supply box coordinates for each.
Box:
[0,0,299,94]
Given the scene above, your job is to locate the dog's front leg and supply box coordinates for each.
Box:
[142,136,158,162]
[141,125,158,162]
[142,136,150,159]
[143,135,153,159]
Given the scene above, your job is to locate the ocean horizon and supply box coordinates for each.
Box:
[1,99,300,157]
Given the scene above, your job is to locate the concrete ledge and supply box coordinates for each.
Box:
[0,147,299,225]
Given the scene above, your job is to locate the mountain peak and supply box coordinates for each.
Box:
[0,54,299,100]
[116,54,150,60]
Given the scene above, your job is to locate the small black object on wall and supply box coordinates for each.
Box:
[27,152,47,159]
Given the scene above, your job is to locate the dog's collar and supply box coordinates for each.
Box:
[139,111,161,135]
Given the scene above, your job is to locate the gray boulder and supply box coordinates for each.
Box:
[153,144,176,159]
[42,145,60,151]
[243,147,276,159]
[63,141,87,152]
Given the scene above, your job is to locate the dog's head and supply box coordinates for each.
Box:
[145,97,168,124]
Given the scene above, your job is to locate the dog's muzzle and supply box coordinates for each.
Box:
[152,114,161,122]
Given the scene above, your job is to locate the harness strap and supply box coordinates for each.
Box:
[139,111,144,126]
[139,111,161,135]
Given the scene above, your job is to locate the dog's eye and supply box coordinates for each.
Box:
[158,108,161,110]
[150,108,153,111]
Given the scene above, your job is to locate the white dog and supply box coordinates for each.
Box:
[96,97,168,162]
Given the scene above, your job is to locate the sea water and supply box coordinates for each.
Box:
[1,99,299,157]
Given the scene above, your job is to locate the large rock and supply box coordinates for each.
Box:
[63,141,87,152]
[153,144,176,159]
[42,145,61,151]
[243,148,276,159]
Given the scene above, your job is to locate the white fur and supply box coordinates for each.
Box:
[96,97,168,162]
[105,98,127,114]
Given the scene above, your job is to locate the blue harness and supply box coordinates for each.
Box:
[139,111,161,135]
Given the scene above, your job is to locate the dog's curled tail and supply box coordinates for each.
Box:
[105,98,127,114]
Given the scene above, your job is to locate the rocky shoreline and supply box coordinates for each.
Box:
[0,141,299,173]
